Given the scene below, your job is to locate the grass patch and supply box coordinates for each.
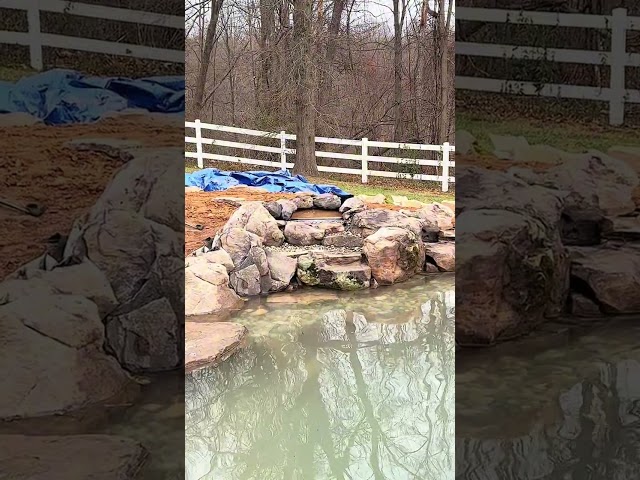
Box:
[0,65,36,82]
[185,162,454,204]
[457,111,640,155]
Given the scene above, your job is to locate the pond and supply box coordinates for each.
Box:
[185,274,455,480]
[457,318,640,479]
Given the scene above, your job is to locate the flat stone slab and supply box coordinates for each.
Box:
[0,434,148,479]
[185,322,247,374]
[602,216,640,241]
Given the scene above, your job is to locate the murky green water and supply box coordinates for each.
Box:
[457,319,640,479]
[186,274,455,480]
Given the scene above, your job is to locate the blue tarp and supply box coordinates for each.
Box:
[0,69,184,125]
[185,168,352,200]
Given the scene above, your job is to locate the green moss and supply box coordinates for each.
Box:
[332,273,368,291]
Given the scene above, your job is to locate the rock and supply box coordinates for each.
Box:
[457,129,477,155]
[528,152,639,217]
[570,293,602,317]
[415,203,455,230]
[456,208,569,345]
[323,233,364,248]
[222,202,285,247]
[292,193,315,209]
[357,194,386,205]
[284,222,326,246]
[349,209,425,239]
[489,133,529,160]
[362,227,425,285]
[296,253,371,290]
[455,168,569,345]
[560,206,603,246]
[569,245,640,314]
[424,241,455,272]
[277,199,298,220]
[439,229,455,241]
[339,197,365,213]
[0,295,136,420]
[0,434,148,478]
[266,251,297,292]
[263,201,283,219]
[106,297,180,372]
[5,260,117,318]
[424,262,440,273]
[313,193,341,210]
[601,216,640,241]
[391,196,425,208]
[185,262,243,317]
[220,228,262,267]
[60,149,184,372]
[230,264,262,297]
[185,249,235,273]
[185,322,247,373]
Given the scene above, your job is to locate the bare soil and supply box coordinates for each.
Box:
[1,116,183,279]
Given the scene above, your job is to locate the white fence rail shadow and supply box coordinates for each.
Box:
[185,120,456,192]
[0,0,184,69]
[456,6,640,125]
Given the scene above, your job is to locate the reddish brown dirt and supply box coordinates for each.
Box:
[1,117,183,279]
[184,188,299,255]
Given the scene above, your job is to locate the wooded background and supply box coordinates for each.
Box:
[186,0,454,175]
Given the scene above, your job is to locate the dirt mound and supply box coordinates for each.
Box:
[1,117,182,279]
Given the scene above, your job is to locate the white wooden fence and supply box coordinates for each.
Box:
[456,7,640,125]
[0,0,184,70]
[185,120,456,192]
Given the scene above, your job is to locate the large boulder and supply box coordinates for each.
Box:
[362,227,425,285]
[339,197,365,213]
[266,251,297,291]
[284,221,344,246]
[276,199,298,220]
[219,228,261,267]
[568,244,640,314]
[314,193,342,210]
[0,294,137,420]
[456,168,569,345]
[185,262,243,318]
[185,249,235,273]
[185,322,247,373]
[424,241,455,272]
[348,209,426,239]
[297,252,371,290]
[292,192,315,209]
[220,229,271,296]
[415,203,455,231]
[222,202,285,247]
[61,149,184,372]
[520,152,639,217]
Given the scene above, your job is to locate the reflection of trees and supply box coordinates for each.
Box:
[186,287,455,480]
[456,358,640,480]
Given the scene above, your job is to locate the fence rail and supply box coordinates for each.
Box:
[456,6,640,125]
[0,0,184,69]
[185,120,456,192]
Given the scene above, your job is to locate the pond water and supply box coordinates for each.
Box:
[186,274,455,480]
[457,318,640,479]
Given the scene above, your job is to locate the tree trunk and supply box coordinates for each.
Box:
[438,0,452,144]
[318,0,346,112]
[292,0,318,176]
[392,0,404,140]
[193,0,224,119]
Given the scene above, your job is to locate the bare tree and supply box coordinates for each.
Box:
[292,0,318,175]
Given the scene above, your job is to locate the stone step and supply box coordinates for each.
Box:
[602,216,640,241]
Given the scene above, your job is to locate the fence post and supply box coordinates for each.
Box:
[361,137,368,184]
[280,131,287,169]
[194,119,204,168]
[441,142,450,192]
[610,8,627,126]
[27,0,43,70]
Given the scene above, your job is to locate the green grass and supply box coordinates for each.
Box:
[185,164,454,204]
[457,111,640,155]
[0,65,36,82]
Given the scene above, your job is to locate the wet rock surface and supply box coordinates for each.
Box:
[185,322,247,373]
[0,434,148,479]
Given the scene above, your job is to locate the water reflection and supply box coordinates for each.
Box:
[456,321,640,480]
[185,276,455,480]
